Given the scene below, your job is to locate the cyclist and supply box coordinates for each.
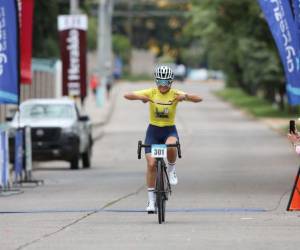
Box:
[124,65,202,212]
[288,127,300,154]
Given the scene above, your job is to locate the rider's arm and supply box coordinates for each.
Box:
[124,92,149,102]
[175,90,203,103]
[185,94,203,103]
[124,89,153,102]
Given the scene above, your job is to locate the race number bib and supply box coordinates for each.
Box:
[151,144,167,158]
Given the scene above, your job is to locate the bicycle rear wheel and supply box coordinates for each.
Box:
[156,160,166,224]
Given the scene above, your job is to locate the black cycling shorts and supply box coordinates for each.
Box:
[144,124,179,154]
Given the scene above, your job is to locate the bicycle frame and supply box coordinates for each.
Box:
[156,157,171,197]
[137,141,181,224]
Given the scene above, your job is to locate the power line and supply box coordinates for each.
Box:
[114,10,189,17]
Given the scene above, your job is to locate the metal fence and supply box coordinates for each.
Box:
[0,59,62,123]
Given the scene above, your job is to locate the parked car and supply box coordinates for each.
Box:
[7,98,93,169]
[187,68,209,81]
[173,64,187,82]
[187,68,225,81]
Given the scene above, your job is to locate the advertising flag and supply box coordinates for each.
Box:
[0,0,19,104]
[19,0,34,84]
[58,15,87,99]
[293,0,300,26]
[258,0,300,105]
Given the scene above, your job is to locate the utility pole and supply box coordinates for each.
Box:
[70,0,80,14]
[97,0,114,107]
[127,0,133,44]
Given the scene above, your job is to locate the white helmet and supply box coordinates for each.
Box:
[154,65,174,81]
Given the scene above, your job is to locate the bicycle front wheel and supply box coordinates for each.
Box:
[156,160,166,224]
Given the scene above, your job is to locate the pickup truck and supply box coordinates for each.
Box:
[8,98,93,169]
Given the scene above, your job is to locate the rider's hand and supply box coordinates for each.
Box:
[175,94,187,102]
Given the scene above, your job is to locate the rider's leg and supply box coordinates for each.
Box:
[146,154,156,212]
[166,136,178,185]
[166,136,178,163]
[146,154,156,188]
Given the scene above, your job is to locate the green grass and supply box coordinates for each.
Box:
[215,88,291,119]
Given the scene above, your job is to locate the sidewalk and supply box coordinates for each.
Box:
[83,85,119,141]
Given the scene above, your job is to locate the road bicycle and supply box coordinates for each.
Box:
[137,140,181,224]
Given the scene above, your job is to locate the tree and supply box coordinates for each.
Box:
[32,1,60,58]
[113,34,131,64]
[187,0,284,106]
[113,1,189,59]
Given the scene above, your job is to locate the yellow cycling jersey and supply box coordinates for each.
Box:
[134,87,186,127]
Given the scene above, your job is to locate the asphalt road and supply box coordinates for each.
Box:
[1,81,300,250]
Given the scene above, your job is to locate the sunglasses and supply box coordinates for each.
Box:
[156,79,172,86]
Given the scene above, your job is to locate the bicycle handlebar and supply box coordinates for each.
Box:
[137,140,182,159]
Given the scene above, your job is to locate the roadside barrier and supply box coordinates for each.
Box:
[0,129,23,196]
[0,130,9,190]
[287,167,300,211]
[14,128,24,183]
[14,127,43,186]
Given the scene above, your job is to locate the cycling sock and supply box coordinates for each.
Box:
[167,162,176,172]
[148,188,155,202]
